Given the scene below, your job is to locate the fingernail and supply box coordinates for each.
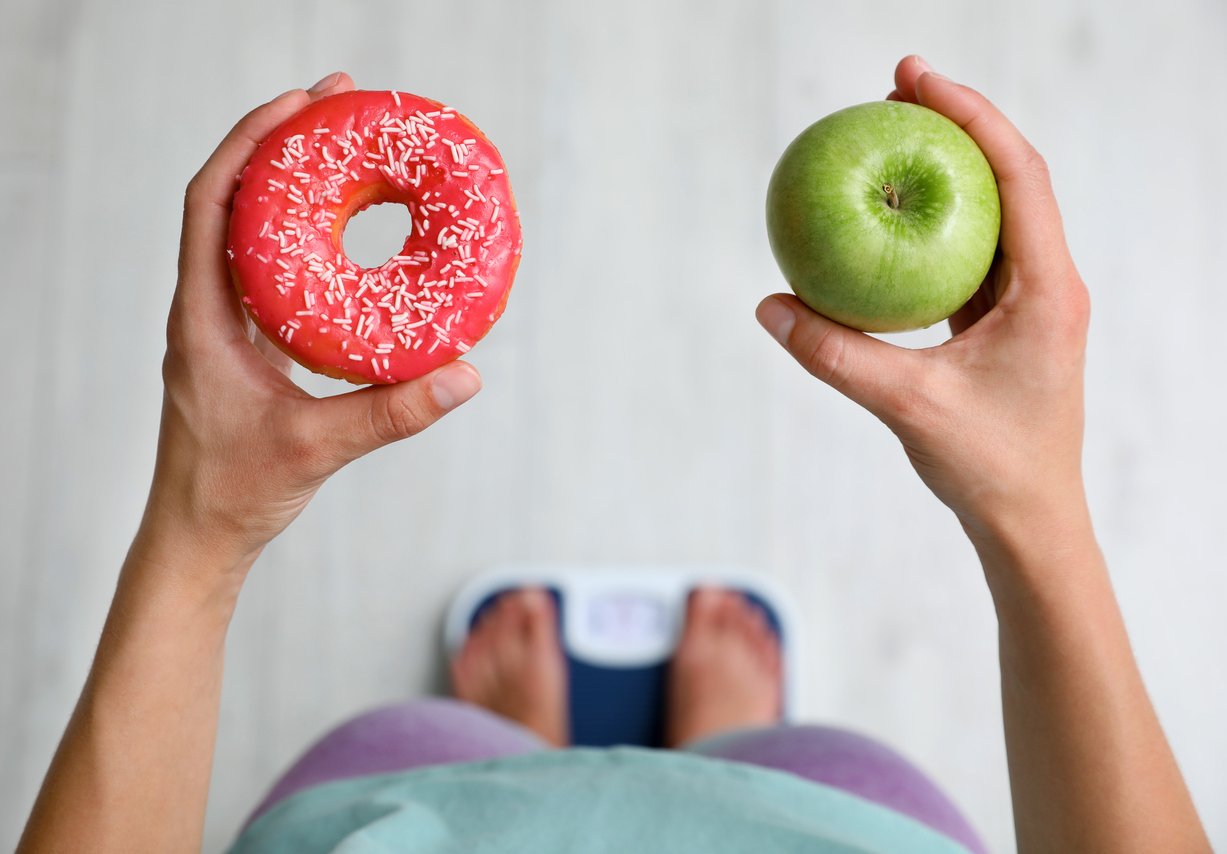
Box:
[756,297,796,346]
[913,55,933,74]
[431,362,481,411]
[308,72,341,94]
[273,88,298,100]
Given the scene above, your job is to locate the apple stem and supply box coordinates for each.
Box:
[882,183,900,210]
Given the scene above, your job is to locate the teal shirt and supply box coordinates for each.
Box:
[230,747,971,853]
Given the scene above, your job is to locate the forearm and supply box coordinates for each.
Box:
[18,524,248,854]
[970,501,1209,853]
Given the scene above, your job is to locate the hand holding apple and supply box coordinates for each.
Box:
[757,56,1090,539]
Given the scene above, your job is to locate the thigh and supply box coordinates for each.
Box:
[245,697,548,827]
[681,724,986,854]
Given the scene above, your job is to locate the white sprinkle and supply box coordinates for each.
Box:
[392,91,401,107]
[313,127,330,134]
[348,354,363,361]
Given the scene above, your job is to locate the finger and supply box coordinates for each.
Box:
[184,72,355,241]
[301,71,354,101]
[885,90,904,102]
[757,295,917,420]
[177,73,357,328]
[893,54,931,102]
[913,70,1073,283]
[175,88,312,347]
[180,89,310,290]
[311,361,482,467]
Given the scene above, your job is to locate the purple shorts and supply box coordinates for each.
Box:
[244,698,985,852]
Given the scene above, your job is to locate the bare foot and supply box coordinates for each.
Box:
[665,587,782,748]
[449,588,569,747]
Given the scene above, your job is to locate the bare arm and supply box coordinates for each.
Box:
[17,528,244,853]
[757,55,1209,854]
[974,501,1205,852]
[18,73,482,853]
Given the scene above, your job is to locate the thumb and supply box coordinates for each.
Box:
[314,361,482,466]
[757,294,917,420]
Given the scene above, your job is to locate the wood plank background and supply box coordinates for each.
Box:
[2,1,1224,850]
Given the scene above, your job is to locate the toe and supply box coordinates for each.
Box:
[451,634,487,702]
[690,587,722,620]
[682,587,721,639]
[491,592,524,636]
[521,589,559,645]
[712,590,743,632]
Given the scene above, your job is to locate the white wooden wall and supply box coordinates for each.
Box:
[2,2,1225,851]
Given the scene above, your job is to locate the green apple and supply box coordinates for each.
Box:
[765,101,1000,332]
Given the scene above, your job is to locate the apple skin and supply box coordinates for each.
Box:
[766,101,1001,332]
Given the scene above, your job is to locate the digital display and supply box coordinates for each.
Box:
[586,594,668,644]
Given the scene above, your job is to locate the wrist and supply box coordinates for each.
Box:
[959,486,1104,606]
[123,505,259,622]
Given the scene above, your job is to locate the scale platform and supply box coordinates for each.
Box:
[444,566,798,748]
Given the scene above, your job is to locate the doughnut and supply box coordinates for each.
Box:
[227,90,522,384]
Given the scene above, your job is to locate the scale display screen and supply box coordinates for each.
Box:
[585,593,668,643]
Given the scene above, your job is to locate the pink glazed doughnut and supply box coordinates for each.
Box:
[227,90,521,384]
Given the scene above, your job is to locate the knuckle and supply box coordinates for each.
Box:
[1021,145,1051,180]
[802,326,852,392]
[895,365,943,428]
[1016,146,1055,199]
[183,171,206,210]
[282,419,328,470]
[164,306,187,349]
[1057,277,1092,345]
[371,391,433,445]
[1069,279,1091,328]
[160,348,184,388]
[164,306,209,364]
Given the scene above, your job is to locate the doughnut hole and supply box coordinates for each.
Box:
[335,187,415,270]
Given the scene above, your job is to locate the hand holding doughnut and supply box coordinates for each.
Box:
[147,73,483,574]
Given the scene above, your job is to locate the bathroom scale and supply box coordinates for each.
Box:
[444,566,799,748]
